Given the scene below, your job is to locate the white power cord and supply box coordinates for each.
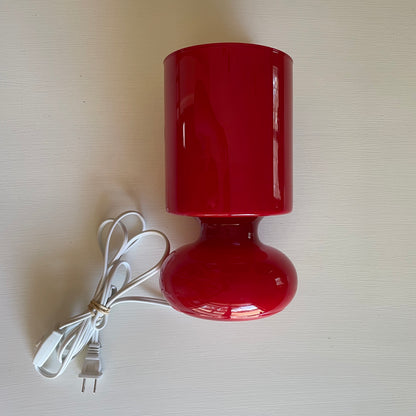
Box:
[33,211,171,392]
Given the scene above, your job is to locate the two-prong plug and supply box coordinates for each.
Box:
[79,341,103,393]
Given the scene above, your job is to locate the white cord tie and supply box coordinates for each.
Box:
[88,300,111,316]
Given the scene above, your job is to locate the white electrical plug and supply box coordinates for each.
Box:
[79,341,103,393]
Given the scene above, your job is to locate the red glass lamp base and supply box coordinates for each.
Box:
[160,218,297,321]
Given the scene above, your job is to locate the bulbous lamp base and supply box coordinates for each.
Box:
[160,218,297,321]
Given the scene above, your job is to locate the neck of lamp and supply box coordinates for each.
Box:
[198,217,261,245]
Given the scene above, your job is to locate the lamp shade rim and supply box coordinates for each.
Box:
[166,209,293,217]
[164,42,293,63]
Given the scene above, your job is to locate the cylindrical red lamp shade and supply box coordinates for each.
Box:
[161,43,297,321]
[164,43,293,216]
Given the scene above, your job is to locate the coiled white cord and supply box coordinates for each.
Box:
[33,211,170,386]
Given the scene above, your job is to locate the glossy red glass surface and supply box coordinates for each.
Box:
[160,218,297,320]
[161,43,296,321]
[164,42,293,216]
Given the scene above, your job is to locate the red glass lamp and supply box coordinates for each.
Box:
[160,43,297,321]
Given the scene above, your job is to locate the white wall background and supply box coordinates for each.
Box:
[1,1,415,415]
